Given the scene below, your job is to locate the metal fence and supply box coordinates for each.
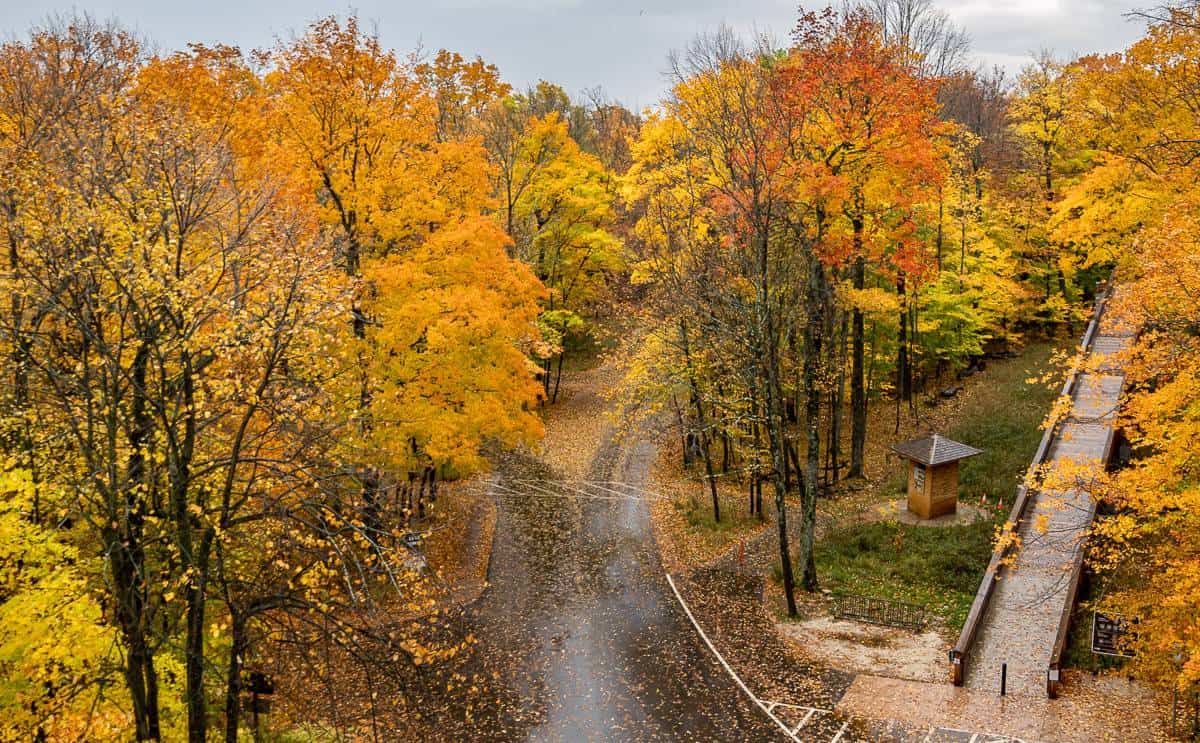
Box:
[833,594,927,630]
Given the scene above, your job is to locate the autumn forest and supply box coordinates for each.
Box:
[2,1,1199,741]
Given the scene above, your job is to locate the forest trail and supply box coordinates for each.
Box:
[963,292,1133,697]
[414,353,778,741]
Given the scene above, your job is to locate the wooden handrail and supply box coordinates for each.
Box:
[951,287,1113,686]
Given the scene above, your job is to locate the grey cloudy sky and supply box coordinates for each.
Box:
[0,1,1150,108]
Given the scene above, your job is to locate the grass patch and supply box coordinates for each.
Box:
[675,495,762,535]
[946,342,1063,505]
[792,341,1064,629]
[811,520,996,630]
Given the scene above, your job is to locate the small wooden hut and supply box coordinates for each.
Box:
[890,434,982,520]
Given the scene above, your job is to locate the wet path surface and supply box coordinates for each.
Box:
[414,429,778,741]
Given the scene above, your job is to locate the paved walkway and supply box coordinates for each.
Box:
[965,299,1133,697]
[839,673,1167,742]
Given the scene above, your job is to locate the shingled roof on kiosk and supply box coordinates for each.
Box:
[890,434,983,467]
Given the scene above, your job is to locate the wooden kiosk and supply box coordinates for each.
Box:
[890,434,982,520]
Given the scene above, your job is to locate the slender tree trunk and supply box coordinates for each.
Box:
[113,535,161,741]
[831,310,848,483]
[185,553,210,743]
[406,472,416,519]
[671,395,688,467]
[936,187,944,273]
[786,440,802,494]
[849,254,867,479]
[797,238,825,593]
[224,615,247,743]
[821,269,838,490]
[960,187,968,274]
[751,402,763,514]
[909,295,919,412]
[1043,142,1053,197]
[551,352,566,403]
[755,229,798,616]
[755,474,763,516]
[896,270,911,417]
[722,430,731,474]
[173,351,211,743]
[343,226,385,531]
[680,320,719,522]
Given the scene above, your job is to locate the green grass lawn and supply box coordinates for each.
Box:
[946,342,1063,505]
[813,520,995,630]
[803,341,1066,631]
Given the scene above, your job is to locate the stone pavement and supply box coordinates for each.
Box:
[838,673,1168,742]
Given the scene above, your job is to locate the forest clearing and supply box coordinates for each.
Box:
[2,1,1199,741]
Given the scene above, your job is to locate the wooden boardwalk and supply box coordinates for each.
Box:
[955,290,1133,697]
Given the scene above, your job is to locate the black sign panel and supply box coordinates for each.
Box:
[1091,612,1135,658]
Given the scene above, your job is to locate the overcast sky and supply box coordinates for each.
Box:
[0,1,1151,109]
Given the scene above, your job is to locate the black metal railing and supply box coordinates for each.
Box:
[833,594,927,630]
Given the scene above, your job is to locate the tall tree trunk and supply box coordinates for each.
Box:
[175,351,210,743]
[186,547,211,743]
[756,230,798,617]
[797,238,825,593]
[751,402,763,514]
[831,310,848,483]
[896,269,911,417]
[1043,141,1053,197]
[849,251,867,478]
[909,294,919,411]
[112,531,161,741]
[418,468,429,520]
[671,395,688,467]
[755,474,763,516]
[223,615,247,743]
[821,269,838,490]
[786,440,802,494]
[679,320,720,522]
[960,184,968,274]
[343,225,384,532]
[551,351,566,403]
[936,187,944,273]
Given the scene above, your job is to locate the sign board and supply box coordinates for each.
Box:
[913,463,926,491]
[401,532,422,549]
[1091,612,1135,657]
